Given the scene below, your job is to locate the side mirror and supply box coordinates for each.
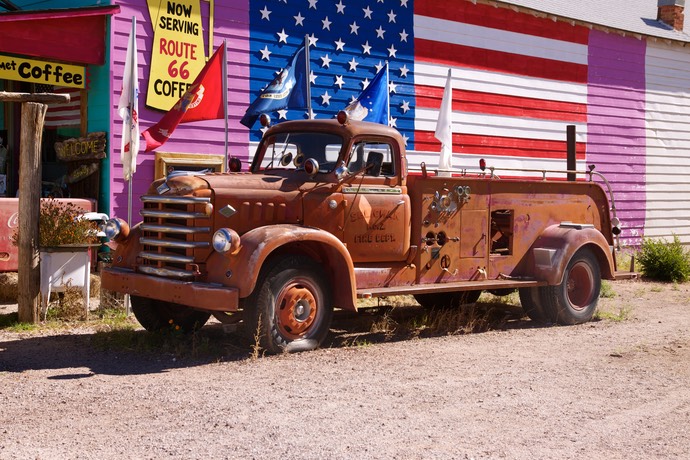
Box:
[365,151,383,177]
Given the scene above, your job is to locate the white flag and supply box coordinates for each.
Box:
[435,68,453,174]
[117,17,140,181]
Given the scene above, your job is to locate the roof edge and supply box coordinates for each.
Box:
[0,4,120,22]
[479,0,690,45]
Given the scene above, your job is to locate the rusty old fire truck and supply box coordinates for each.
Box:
[102,113,621,353]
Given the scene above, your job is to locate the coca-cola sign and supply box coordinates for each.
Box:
[7,211,18,228]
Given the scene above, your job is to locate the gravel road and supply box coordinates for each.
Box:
[1,279,689,459]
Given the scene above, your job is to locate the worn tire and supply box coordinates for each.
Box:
[243,256,333,354]
[539,248,601,325]
[519,287,547,324]
[131,296,210,332]
[414,290,482,309]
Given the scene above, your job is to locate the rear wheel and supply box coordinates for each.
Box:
[243,256,333,354]
[414,290,482,309]
[131,296,210,332]
[539,248,601,325]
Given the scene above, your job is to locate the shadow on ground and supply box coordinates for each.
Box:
[0,300,537,376]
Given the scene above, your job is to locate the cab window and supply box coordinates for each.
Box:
[347,142,395,176]
[257,132,343,173]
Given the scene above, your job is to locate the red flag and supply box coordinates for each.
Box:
[143,46,225,151]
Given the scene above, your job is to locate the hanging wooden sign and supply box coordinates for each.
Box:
[55,132,106,162]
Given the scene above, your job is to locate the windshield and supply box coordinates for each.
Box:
[256,132,344,174]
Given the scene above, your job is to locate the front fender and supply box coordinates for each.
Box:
[108,223,143,270]
[208,224,357,311]
[531,224,615,285]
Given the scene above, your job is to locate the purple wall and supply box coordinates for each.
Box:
[587,30,647,247]
[110,2,250,222]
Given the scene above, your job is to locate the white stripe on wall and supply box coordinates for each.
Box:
[414,108,587,142]
[414,15,589,65]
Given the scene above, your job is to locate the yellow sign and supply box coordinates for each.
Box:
[146,0,206,111]
[0,55,85,89]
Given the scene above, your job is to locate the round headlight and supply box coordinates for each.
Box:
[213,228,232,253]
[104,218,130,242]
[212,228,240,254]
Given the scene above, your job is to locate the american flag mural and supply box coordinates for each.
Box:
[248,0,589,171]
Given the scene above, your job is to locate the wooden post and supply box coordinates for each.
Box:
[17,102,47,322]
[0,92,69,323]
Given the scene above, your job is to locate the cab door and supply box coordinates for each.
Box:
[342,141,410,263]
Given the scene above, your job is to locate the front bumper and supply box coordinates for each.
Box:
[101,266,239,312]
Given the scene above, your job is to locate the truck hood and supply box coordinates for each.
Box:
[202,172,305,234]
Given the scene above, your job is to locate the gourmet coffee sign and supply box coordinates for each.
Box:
[55,132,106,162]
[0,54,85,89]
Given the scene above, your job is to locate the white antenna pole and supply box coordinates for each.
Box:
[304,35,312,119]
[386,61,390,126]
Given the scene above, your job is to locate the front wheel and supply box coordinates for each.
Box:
[131,296,210,332]
[539,248,601,325]
[243,256,333,354]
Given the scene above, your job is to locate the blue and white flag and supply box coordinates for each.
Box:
[117,16,140,181]
[241,45,308,128]
[343,62,389,125]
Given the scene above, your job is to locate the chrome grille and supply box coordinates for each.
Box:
[139,195,212,279]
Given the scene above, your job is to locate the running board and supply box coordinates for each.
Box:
[356,279,547,298]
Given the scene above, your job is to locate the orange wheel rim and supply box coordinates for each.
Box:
[275,278,319,339]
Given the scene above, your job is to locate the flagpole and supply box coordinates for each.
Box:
[304,35,312,119]
[223,39,228,169]
[125,15,137,316]
[127,16,136,228]
[385,61,390,126]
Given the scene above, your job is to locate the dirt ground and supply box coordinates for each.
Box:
[0,278,689,459]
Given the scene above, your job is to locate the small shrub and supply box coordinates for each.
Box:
[600,280,616,298]
[11,198,98,247]
[636,235,690,282]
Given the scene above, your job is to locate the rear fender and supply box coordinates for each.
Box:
[211,225,357,311]
[531,224,615,285]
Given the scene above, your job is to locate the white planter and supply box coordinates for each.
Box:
[40,245,93,319]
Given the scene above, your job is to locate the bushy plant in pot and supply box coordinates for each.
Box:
[12,198,99,319]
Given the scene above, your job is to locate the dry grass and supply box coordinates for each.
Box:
[334,293,522,349]
[0,272,18,303]
[45,285,88,322]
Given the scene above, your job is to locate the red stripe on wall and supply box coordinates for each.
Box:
[416,85,587,122]
[415,38,588,83]
[414,0,590,45]
[415,131,587,160]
